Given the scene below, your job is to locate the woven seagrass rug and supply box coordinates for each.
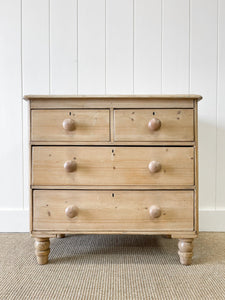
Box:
[0,233,224,300]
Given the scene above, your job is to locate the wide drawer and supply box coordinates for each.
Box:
[114,109,194,141]
[32,146,194,186]
[31,109,110,141]
[33,190,194,231]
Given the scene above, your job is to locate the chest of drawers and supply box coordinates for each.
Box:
[24,95,202,265]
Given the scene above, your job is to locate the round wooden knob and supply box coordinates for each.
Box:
[62,118,75,131]
[64,160,77,172]
[65,205,78,218]
[148,118,161,131]
[148,161,161,173]
[149,205,161,218]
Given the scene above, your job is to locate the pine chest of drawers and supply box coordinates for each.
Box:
[24,95,202,265]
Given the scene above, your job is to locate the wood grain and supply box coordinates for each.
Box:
[31,185,195,190]
[31,109,110,142]
[194,101,199,232]
[30,99,195,109]
[32,146,194,186]
[26,95,200,265]
[114,109,194,141]
[30,141,195,146]
[34,237,50,265]
[178,238,193,265]
[33,190,194,231]
[31,231,197,238]
[24,94,202,100]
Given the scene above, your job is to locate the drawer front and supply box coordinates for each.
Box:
[114,109,194,141]
[31,109,110,141]
[32,146,194,186]
[33,190,194,231]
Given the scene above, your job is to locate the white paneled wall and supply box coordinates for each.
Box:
[0,0,225,231]
[78,0,105,94]
[134,0,161,93]
[162,0,190,93]
[50,0,77,94]
[191,0,218,211]
[217,0,225,210]
[106,0,133,94]
[0,0,25,231]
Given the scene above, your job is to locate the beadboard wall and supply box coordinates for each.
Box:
[0,0,224,232]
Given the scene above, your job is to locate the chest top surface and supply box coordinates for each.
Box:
[24,94,202,100]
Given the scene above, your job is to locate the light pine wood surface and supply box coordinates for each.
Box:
[178,238,193,265]
[24,94,202,100]
[29,99,195,109]
[114,109,194,141]
[26,95,200,265]
[32,146,194,186]
[34,238,50,265]
[33,190,194,232]
[31,109,110,142]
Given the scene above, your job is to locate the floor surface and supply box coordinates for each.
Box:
[0,233,224,299]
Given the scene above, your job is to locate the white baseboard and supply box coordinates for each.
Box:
[0,209,224,232]
[0,209,29,232]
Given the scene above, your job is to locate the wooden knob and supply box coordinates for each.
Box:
[62,118,75,131]
[148,118,161,131]
[64,160,76,172]
[149,205,161,218]
[148,161,161,173]
[65,205,78,218]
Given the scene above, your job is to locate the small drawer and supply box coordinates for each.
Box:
[31,109,110,142]
[32,146,194,186]
[33,190,194,232]
[114,109,194,141]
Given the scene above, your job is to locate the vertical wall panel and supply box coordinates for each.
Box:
[22,0,50,209]
[162,0,190,93]
[216,0,225,209]
[50,0,77,94]
[22,0,50,94]
[190,0,218,209]
[0,0,23,209]
[0,0,223,231]
[106,0,133,94]
[78,0,105,94]
[134,0,161,94]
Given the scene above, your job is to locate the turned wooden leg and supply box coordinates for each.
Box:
[56,234,65,239]
[178,239,193,265]
[34,238,50,265]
